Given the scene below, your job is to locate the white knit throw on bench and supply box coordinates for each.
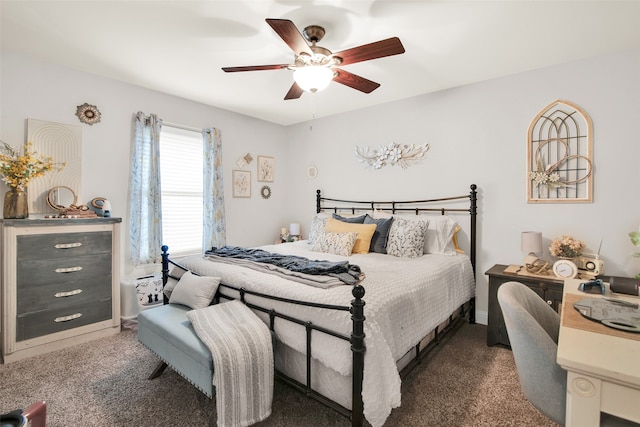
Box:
[186,300,274,427]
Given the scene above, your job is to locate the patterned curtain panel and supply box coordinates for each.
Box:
[129,112,163,265]
[202,128,226,250]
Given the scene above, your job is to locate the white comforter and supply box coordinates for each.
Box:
[179,241,475,427]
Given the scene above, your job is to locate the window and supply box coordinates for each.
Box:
[159,126,203,256]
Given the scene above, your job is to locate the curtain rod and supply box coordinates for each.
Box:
[162,121,203,133]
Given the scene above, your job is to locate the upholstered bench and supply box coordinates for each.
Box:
[138,303,214,397]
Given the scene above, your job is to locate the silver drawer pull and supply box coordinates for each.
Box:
[54,242,82,249]
[54,266,83,273]
[54,289,83,298]
[54,313,82,323]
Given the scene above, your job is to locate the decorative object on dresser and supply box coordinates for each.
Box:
[521,231,552,275]
[1,217,121,363]
[486,264,564,347]
[27,119,81,215]
[45,186,97,218]
[1,141,65,219]
[527,100,593,203]
[549,234,584,279]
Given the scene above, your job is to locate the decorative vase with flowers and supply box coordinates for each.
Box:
[549,234,585,259]
[0,141,65,219]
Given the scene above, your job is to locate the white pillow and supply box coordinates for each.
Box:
[169,271,220,309]
[386,216,428,258]
[424,215,458,254]
[311,231,358,257]
[391,214,459,255]
[307,213,329,244]
[162,265,188,299]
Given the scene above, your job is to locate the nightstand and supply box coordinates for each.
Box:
[485,263,564,347]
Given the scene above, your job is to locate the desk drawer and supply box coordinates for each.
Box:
[17,253,112,287]
[17,232,112,260]
[17,276,112,314]
[16,298,112,341]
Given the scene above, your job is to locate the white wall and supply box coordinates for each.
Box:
[3,48,640,323]
[284,47,640,322]
[1,51,289,277]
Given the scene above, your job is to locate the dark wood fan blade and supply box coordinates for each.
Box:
[333,69,380,93]
[266,19,313,56]
[222,64,290,72]
[332,37,405,66]
[284,82,304,100]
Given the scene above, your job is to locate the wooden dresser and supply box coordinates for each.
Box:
[1,218,121,363]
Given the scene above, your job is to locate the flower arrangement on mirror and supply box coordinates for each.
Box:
[549,234,585,259]
[0,141,65,219]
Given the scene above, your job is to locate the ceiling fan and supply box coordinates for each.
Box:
[222,18,405,100]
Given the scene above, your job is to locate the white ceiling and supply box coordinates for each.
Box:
[3,1,640,126]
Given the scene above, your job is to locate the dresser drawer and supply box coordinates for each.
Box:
[17,231,112,261]
[17,276,112,314]
[17,253,112,287]
[16,298,112,341]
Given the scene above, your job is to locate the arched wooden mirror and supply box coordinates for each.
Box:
[47,186,78,211]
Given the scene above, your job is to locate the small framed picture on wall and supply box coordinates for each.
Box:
[232,170,251,198]
[257,156,274,182]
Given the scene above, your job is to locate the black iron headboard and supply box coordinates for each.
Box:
[315,184,478,274]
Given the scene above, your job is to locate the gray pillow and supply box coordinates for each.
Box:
[332,213,366,223]
[364,214,394,254]
[169,271,220,309]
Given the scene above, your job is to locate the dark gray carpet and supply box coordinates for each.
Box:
[0,322,558,426]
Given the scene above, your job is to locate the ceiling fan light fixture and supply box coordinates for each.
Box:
[293,66,334,93]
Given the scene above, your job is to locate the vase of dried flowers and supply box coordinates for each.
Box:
[549,234,585,259]
[1,140,65,219]
[3,187,28,219]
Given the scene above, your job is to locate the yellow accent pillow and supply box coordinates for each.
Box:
[325,217,377,254]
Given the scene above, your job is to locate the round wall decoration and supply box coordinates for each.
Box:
[306,165,318,179]
[260,185,272,199]
[75,103,102,125]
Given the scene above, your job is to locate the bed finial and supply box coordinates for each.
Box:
[316,189,322,213]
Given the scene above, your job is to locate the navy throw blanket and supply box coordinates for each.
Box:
[204,246,363,285]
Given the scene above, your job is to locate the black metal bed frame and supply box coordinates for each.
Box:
[160,184,478,427]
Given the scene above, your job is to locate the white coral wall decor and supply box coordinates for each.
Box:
[354,142,430,169]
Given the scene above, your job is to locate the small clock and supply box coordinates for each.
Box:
[552,259,579,279]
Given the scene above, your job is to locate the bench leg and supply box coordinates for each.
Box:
[149,361,168,379]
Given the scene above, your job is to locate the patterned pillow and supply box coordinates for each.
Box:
[387,216,428,258]
[308,214,329,243]
[311,231,358,257]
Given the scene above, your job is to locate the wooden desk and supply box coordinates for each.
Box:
[557,279,640,426]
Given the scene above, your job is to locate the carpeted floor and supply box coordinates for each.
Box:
[0,322,559,426]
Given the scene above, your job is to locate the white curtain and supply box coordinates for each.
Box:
[202,128,226,250]
[129,112,163,265]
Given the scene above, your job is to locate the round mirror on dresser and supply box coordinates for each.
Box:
[46,186,77,211]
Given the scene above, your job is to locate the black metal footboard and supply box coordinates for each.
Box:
[160,245,367,426]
